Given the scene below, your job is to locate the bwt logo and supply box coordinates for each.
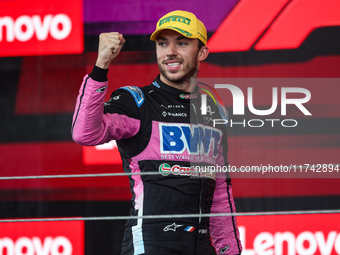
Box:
[0,14,72,42]
[160,123,222,158]
[201,84,312,128]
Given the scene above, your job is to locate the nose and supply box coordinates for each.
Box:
[166,42,177,56]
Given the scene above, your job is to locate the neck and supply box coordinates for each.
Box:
[160,75,196,92]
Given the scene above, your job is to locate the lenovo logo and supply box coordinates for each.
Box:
[238,213,340,255]
[0,236,72,255]
[0,221,84,255]
[0,0,83,56]
[0,14,72,42]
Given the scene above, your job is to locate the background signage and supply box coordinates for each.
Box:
[0,0,83,56]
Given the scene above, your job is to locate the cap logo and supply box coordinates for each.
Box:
[168,27,192,37]
[159,15,191,26]
[197,32,207,42]
[150,11,207,46]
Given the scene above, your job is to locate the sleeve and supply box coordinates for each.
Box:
[71,66,141,146]
[209,131,242,254]
[209,174,242,254]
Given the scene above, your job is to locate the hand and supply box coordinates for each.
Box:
[95,32,125,69]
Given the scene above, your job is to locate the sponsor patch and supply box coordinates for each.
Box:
[179,93,198,99]
[96,86,106,93]
[159,123,222,159]
[158,163,215,179]
[120,86,144,107]
[184,226,195,232]
[163,223,183,232]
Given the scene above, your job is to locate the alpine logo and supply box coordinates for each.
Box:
[159,123,222,159]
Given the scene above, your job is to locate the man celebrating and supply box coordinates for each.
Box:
[72,10,242,255]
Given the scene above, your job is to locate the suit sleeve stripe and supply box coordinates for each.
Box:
[71,75,90,134]
[226,182,242,254]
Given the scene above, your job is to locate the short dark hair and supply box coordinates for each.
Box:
[198,39,205,50]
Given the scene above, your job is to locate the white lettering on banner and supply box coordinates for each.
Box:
[212,84,312,116]
[32,15,53,40]
[0,14,72,42]
[223,118,298,128]
[32,237,53,255]
[239,226,340,255]
[0,236,72,255]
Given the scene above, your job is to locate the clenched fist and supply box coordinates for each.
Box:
[95,32,125,69]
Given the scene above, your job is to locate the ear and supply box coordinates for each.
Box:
[198,46,209,62]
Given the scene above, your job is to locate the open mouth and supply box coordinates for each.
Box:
[166,61,182,71]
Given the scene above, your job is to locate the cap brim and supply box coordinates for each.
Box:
[150,29,163,41]
[150,27,192,42]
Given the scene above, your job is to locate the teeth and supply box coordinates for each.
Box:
[167,62,180,67]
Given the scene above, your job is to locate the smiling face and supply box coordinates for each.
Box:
[155,29,209,92]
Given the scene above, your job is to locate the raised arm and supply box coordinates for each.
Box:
[71,33,140,146]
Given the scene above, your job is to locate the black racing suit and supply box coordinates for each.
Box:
[72,66,242,255]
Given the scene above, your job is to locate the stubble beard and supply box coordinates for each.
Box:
[158,56,199,87]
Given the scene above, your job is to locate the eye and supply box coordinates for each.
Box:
[178,41,188,46]
[157,42,166,47]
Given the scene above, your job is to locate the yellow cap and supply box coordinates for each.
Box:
[150,10,207,45]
